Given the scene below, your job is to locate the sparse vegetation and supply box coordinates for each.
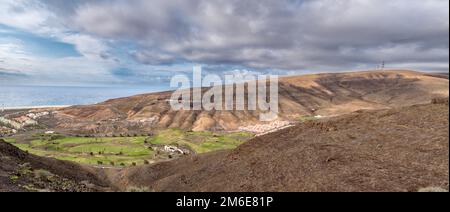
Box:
[4,130,253,166]
[126,186,152,192]
[148,129,254,154]
[9,175,19,183]
[431,98,449,105]
[1,71,448,192]
[33,169,54,180]
[418,187,448,192]
[298,115,318,123]
[0,140,101,192]
[6,136,152,166]
[33,133,65,141]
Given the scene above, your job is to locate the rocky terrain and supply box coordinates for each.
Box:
[1,100,448,192]
[46,70,449,135]
[1,70,448,136]
[0,140,112,192]
[0,108,59,137]
[111,100,449,192]
[1,70,448,192]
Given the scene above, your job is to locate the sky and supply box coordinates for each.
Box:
[0,0,448,86]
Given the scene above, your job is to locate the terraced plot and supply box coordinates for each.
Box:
[148,129,254,154]
[4,130,254,166]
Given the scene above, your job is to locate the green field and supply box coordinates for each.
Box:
[5,130,254,167]
[149,129,254,154]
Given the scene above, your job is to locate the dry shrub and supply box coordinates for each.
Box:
[126,186,151,192]
[418,187,448,192]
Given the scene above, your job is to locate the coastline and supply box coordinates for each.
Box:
[2,105,72,111]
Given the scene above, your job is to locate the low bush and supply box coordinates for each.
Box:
[126,186,151,192]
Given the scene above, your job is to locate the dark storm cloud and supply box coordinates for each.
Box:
[41,0,449,72]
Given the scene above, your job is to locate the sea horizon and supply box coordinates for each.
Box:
[0,84,171,108]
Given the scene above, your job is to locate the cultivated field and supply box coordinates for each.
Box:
[4,130,253,166]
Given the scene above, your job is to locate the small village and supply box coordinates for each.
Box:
[0,110,53,136]
[238,120,294,136]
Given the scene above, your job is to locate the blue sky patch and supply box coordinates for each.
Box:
[0,24,81,58]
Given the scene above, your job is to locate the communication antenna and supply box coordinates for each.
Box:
[381,61,385,70]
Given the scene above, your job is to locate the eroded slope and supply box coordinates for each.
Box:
[114,100,449,192]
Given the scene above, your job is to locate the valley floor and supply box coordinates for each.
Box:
[1,101,448,192]
[3,129,254,167]
[0,70,448,192]
[111,101,449,192]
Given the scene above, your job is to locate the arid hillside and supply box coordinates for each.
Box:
[53,70,449,134]
[112,100,449,192]
[0,140,112,192]
[1,100,448,192]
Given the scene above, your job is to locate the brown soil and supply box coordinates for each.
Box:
[0,140,113,192]
[1,70,448,192]
[111,101,449,192]
[53,70,449,134]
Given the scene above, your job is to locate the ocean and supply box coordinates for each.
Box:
[0,85,171,108]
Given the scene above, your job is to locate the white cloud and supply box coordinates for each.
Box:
[70,0,449,72]
[61,34,109,59]
[0,0,122,84]
[0,0,449,86]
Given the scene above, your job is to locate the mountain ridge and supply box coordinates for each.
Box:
[52,70,449,134]
[111,100,449,192]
